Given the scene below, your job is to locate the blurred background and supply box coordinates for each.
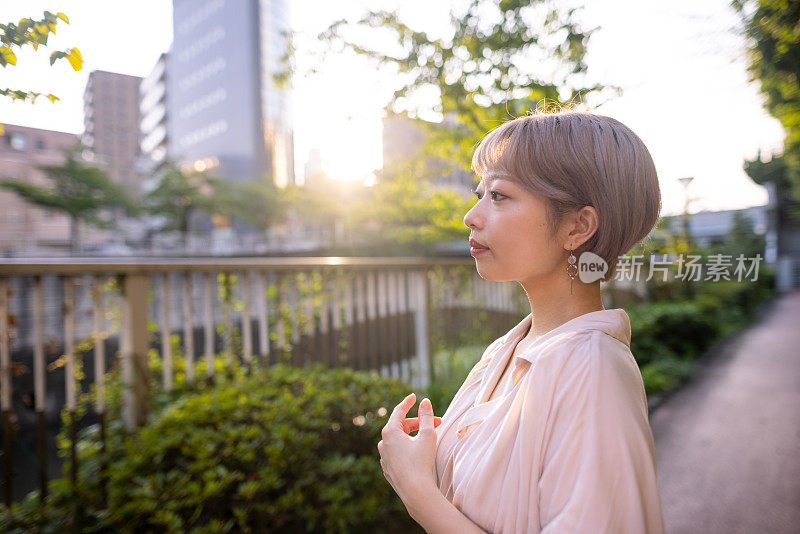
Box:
[0,0,798,532]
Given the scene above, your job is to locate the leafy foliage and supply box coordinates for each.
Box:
[317,0,616,173]
[143,163,222,234]
[732,0,800,222]
[144,163,292,235]
[1,149,135,221]
[2,362,425,533]
[743,151,800,223]
[214,178,290,232]
[0,10,82,105]
[352,167,475,247]
[629,268,774,396]
[306,0,617,246]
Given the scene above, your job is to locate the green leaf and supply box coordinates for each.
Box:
[49,50,64,65]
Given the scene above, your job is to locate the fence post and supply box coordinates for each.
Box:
[121,273,150,431]
[0,277,13,507]
[413,269,431,390]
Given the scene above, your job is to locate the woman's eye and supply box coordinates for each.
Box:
[472,189,505,201]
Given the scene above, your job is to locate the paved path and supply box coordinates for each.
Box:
[650,290,800,534]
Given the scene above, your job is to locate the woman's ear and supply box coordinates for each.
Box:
[565,206,599,250]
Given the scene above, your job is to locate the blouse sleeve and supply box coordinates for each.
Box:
[535,332,665,534]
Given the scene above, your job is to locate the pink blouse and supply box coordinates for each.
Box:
[433,308,665,533]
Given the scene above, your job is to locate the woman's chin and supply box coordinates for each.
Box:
[474,264,502,282]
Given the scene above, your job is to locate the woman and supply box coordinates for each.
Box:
[377,108,666,533]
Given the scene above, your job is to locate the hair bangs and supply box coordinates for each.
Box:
[471,122,525,184]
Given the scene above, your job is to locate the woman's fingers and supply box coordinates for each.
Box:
[388,393,416,431]
[402,416,442,433]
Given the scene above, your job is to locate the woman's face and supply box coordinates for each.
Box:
[463,174,568,283]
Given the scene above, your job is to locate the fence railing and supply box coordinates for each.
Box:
[0,256,524,506]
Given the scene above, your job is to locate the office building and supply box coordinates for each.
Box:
[168,0,295,187]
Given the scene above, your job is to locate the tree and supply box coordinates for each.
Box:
[143,164,288,244]
[308,0,614,249]
[0,147,136,253]
[1,11,82,108]
[744,151,800,223]
[348,159,475,250]
[732,0,800,222]
[317,0,615,174]
[212,178,290,232]
[710,211,765,260]
[143,163,220,237]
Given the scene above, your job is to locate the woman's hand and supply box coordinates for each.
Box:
[377,393,442,505]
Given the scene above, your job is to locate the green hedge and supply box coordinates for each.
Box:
[1,363,426,534]
[632,268,775,396]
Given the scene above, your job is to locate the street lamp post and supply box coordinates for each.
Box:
[677,176,694,298]
[677,176,694,247]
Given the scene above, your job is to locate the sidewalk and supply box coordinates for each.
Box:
[650,290,800,534]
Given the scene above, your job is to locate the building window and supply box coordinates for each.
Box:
[8,133,26,151]
[35,138,45,150]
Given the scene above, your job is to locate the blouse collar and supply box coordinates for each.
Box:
[500,308,632,366]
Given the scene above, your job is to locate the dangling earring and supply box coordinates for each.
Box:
[566,246,578,295]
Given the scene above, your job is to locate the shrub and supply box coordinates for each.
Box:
[627,301,719,367]
[630,271,774,394]
[639,356,696,397]
[1,363,425,534]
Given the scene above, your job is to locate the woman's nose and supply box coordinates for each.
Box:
[464,204,480,229]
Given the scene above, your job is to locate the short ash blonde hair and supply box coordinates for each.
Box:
[472,108,662,282]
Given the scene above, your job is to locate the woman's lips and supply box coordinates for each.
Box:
[469,239,490,256]
[470,246,489,256]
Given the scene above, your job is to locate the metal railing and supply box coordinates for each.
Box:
[0,256,524,506]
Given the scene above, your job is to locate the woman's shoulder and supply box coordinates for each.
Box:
[523,330,649,423]
[535,329,640,380]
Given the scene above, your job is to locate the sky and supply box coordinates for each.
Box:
[0,0,786,217]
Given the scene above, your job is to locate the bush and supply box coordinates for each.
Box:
[627,301,719,367]
[639,356,696,397]
[1,363,425,534]
[629,270,775,395]
[694,271,774,334]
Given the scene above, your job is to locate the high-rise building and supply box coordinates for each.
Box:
[168,0,294,187]
[140,53,169,171]
[83,70,143,194]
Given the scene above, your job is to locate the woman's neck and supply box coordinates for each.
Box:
[518,272,605,340]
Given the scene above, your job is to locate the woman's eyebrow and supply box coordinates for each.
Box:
[481,171,514,186]
[477,176,513,188]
